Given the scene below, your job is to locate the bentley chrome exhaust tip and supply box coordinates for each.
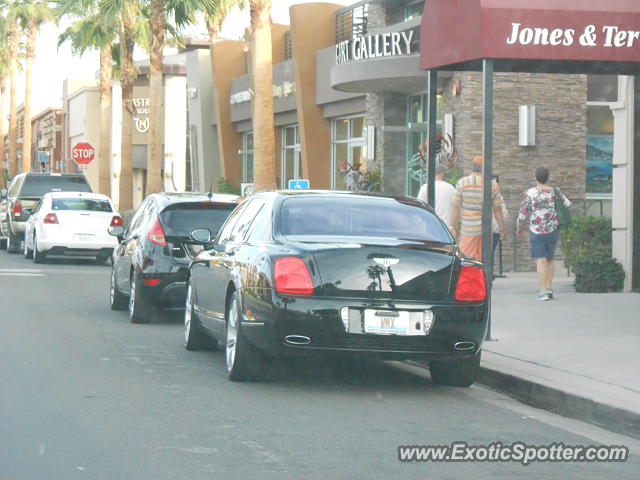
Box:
[285,335,312,346]
[453,341,476,351]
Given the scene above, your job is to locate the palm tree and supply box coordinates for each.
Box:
[56,0,118,196]
[98,0,148,211]
[0,15,10,184]
[7,13,19,178]
[144,0,220,196]
[204,0,245,44]
[15,0,54,173]
[249,0,276,191]
[144,0,166,196]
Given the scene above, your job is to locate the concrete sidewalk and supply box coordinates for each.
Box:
[478,270,640,438]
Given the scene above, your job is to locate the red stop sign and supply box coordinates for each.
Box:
[71,142,95,165]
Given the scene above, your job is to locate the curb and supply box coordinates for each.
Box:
[407,360,640,439]
[477,366,640,439]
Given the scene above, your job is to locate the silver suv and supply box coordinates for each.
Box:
[0,173,92,253]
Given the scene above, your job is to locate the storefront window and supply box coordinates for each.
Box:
[332,116,368,190]
[241,132,254,183]
[406,94,443,197]
[404,1,424,21]
[586,105,613,194]
[281,125,301,188]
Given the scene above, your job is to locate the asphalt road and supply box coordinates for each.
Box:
[1,251,639,480]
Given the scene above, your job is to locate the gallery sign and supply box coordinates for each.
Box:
[335,30,415,66]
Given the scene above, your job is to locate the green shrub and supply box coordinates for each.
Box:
[363,169,382,192]
[560,216,625,292]
[573,254,625,293]
[217,177,240,195]
[560,216,612,268]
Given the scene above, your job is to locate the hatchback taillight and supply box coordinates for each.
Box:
[274,257,314,295]
[44,213,59,224]
[11,200,22,215]
[110,216,123,227]
[454,265,486,301]
[143,278,161,287]
[146,216,167,246]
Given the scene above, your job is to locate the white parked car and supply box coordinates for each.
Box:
[23,192,122,263]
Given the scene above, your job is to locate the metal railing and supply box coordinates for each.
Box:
[335,2,369,43]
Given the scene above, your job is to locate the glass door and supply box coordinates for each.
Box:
[281,126,301,188]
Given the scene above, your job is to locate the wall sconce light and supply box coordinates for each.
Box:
[518,105,536,146]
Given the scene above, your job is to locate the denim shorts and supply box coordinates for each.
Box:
[529,229,560,260]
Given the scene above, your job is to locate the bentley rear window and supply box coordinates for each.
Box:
[280,196,452,243]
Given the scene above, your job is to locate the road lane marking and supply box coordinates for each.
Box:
[0,269,44,273]
[0,273,46,277]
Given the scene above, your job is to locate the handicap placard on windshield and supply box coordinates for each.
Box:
[288,179,310,190]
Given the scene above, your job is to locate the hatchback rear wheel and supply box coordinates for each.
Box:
[429,350,481,387]
[110,267,128,310]
[129,275,151,324]
[225,291,268,381]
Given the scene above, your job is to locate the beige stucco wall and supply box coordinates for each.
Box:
[290,3,344,189]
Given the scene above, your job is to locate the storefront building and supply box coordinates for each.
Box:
[30,107,63,173]
[182,0,610,273]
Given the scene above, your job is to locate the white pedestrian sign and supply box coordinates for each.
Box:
[288,179,310,190]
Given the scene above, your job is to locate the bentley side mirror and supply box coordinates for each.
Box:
[0,189,7,199]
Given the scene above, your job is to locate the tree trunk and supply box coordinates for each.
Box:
[250,0,276,191]
[145,0,166,196]
[118,15,136,211]
[22,18,37,173]
[0,77,5,160]
[8,19,18,178]
[0,76,5,188]
[98,47,113,196]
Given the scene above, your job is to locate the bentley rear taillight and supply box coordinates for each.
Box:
[274,257,314,295]
[110,216,123,227]
[454,265,486,302]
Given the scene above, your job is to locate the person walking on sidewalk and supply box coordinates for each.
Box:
[449,156,506,260]
[417,162,456,228]
[516,166,571,301]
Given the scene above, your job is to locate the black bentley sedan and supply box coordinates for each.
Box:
[108,192,240,324]
[184,191,488,386]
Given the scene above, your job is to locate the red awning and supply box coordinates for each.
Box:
[420,0,640,73]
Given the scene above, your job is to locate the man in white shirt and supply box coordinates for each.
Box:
[417,163,456,227]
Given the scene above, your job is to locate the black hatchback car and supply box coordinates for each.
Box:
[109,192,240,324]
[184,191,488,386]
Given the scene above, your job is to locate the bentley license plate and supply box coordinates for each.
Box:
[364,310,410,335]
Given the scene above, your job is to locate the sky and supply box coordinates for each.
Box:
[1,0,352,129]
